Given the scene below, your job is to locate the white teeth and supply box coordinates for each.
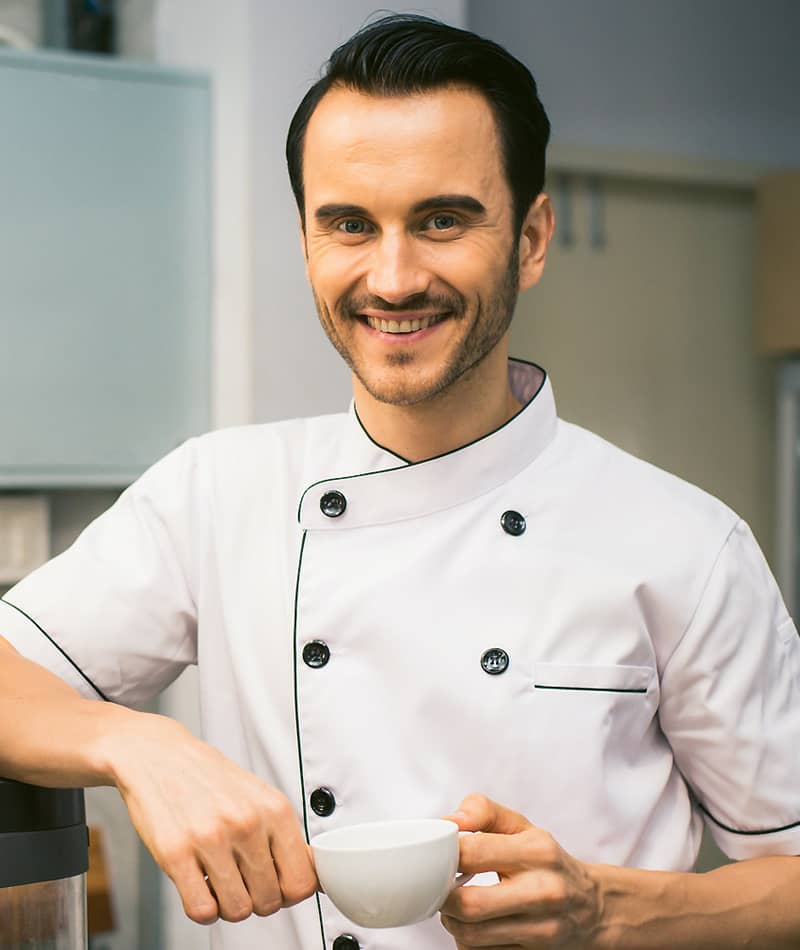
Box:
[365,314,443,333]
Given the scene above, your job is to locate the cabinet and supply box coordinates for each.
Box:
[756,172,800,354]
[0,50,211,487]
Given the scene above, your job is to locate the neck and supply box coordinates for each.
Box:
[353,341,521,463]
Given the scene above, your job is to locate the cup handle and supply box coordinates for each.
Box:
[455,872,474,887]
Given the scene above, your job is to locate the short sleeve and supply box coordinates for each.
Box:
[659,519,800,859]
[0,439,205,708]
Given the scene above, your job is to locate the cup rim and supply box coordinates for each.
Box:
[310,817,458,854]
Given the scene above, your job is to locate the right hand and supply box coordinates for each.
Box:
[105,710,317,924]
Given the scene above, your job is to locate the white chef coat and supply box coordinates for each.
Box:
[2,358,799,950]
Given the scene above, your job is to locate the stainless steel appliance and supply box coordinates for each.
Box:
[0,779,88,949]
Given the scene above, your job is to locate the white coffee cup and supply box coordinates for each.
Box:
[310,817,470,928]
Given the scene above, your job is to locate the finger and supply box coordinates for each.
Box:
[164,856,219,925]
[201,850,253,923]
[441,872,567,922]
[457,827,560,875]
[269,816,319,906]
[235,845,282,917]
[442,909,551,947]
[446,794,533,835]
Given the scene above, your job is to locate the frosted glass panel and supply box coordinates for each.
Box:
[0,50,211,486]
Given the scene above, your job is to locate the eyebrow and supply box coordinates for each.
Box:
[313,194,487,223]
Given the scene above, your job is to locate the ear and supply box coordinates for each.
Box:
[517,193,555,292]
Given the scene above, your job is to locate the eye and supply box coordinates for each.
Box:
[428,213,457,231]
[337,218,371,235]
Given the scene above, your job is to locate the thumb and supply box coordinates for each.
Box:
[443,793,533,835]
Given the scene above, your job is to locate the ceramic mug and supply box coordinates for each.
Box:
[310,817,472,929]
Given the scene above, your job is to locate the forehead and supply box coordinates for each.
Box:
[302,85,507,212]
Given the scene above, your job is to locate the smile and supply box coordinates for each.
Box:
[362,313,447,334]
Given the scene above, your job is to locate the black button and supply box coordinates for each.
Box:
[333,936,359,950]
[500,510,526,536]
[302,640,330,668]
[320,490,347,518]
[310,787,336,817]
[481,647,509,675]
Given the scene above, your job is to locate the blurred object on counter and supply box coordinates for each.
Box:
[0,22,34,48]
[87,826,115,938]
[756,171,800,354]
[69,0,115,54]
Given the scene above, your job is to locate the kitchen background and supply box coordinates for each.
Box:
[1,1,798,948]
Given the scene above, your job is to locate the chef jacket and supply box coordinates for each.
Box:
[2,358,799,950]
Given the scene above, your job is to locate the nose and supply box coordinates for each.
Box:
[365,232,431,303]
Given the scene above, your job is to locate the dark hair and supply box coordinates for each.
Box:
[286,13,550,235]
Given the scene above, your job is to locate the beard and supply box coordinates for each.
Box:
[312,243,520,407]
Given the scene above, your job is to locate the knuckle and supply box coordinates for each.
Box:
[281,874,317,907]
[542,876,569,908]
[219,898,253,923]
[458,885,485,918]
[194,822,228,851]
[266,793,295,824]
[536,830,561,865]
[460,791,489,811]
[252,895,282,917]
[159,842,193,878]
[232,809,262,839]
[539,918,565,942]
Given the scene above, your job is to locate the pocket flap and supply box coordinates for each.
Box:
[534,662,654,693]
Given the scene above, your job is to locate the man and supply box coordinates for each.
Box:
[1,14,798,950]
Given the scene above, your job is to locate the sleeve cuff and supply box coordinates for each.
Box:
[703,808,800,859]
[0,598,106,701]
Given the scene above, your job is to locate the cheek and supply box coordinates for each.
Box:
[308,244,371,298]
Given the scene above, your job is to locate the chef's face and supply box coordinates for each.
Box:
[301,84,540,407]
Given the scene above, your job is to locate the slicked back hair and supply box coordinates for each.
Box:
[286,14,550,236]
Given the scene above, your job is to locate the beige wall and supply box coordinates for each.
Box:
[511,171,777,562]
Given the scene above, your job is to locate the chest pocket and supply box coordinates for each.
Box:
[533,662,654,694]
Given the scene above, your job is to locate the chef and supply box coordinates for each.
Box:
[1,13,799,950]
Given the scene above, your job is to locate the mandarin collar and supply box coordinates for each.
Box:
[298,358,557,529]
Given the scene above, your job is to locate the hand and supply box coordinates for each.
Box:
[105,710,317,925]
[439,793,603,949]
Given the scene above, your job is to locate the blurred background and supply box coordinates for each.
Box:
[0,1,798,947]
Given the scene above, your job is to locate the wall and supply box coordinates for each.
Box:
[468,0,800,167]
[0,0,41,45]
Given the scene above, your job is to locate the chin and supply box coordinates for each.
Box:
[355,363,457,407]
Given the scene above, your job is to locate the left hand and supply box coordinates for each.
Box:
[439,793,603,949]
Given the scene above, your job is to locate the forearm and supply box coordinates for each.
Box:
[592,855,800,950]
[0,634,141,788]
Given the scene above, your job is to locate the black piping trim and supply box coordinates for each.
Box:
[290,531,327,949]
[699,804,800,836]
[1,598,109,702]
[297,357,548,523]
[534,684,647,694]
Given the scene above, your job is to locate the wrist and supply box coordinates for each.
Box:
[586,862,689,950]
[86,703,178,787]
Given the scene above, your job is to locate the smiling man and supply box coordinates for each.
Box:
[0,13,799,950]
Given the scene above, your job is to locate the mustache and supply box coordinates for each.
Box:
[339,291,466,318]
